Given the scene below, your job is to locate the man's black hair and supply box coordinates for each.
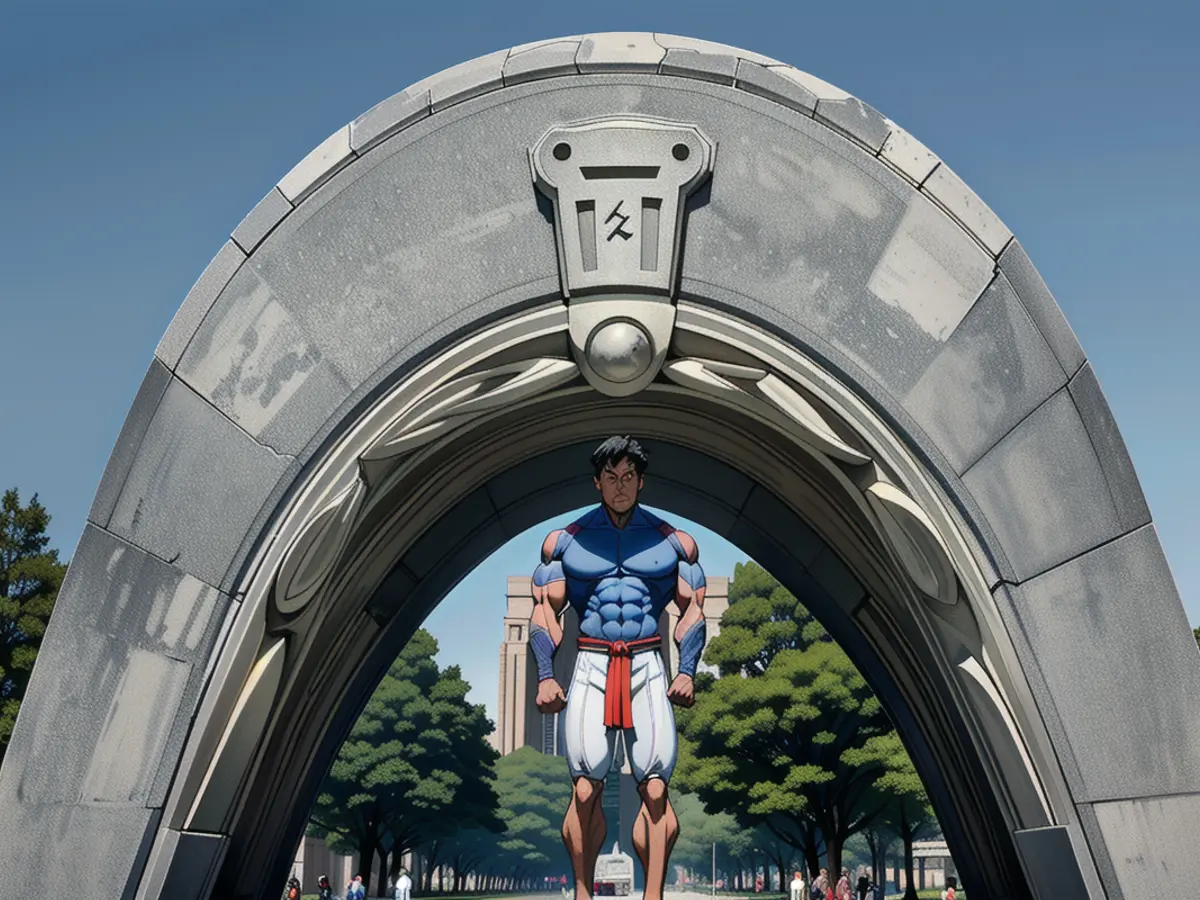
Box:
[591,435,649,477]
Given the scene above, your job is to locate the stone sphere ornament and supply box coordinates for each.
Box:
[585,320,654,384]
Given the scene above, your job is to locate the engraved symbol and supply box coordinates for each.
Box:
[605,200,634,242]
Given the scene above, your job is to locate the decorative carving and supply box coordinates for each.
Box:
[532,117,714,399]
[186,639,287,833]
[274,478,365,615]
[661,357,872,465]
[863,480,958,606]
[362,357,579,465]
[530,116,714,299]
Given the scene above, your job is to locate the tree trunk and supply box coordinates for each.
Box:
[359,834,380,892]
[803,832,820,881]
[375,845,389,897]
[901,808,917,900]
[775,850,787,892]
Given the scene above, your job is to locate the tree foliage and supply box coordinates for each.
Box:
[871,732,937,900]
[490,746,573,876]
[676,562,901,878]
[0,489,68,763]
[309,628,501,893]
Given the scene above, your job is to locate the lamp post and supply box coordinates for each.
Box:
[712,842,716,899]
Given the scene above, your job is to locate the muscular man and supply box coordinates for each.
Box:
[528,436,707,900]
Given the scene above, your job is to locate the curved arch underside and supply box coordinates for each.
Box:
[1,32,1198,900]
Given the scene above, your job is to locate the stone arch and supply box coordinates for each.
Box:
[1,33,1196,900]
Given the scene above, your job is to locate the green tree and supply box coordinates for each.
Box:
[676,562,894,880]
[490,746,574,886]
[1193,626,1199,650]
[871,732,937,900]
[309,629,500,897]
[673,793,770,890]
[0,489,68,764]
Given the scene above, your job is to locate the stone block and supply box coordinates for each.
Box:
[660,49,738,85]
[226,96,560,389]
[904,272,1067,473]
[176,265,353,455]
[962,388,1122,581]
[486,443,591,511]
[401,487,497,579]
[641,479,740,537]
[155,240,246,371]
[880,126,941,185]
[998,240,1086,377]
[807,546,866,613]
[641,439,755,511]
[350,88,431,154]
[0,803,159,899]
[231,187,292,255]
[137,828,229,900]
[815,96,893,153]
[503,39,580,84]
[1003,526,1200,802]
[495,483,596,539]
[675,90,993,399]
[409,519,510,607]
[1090,793,1200,896]
[734,60,818,114]
[0,525,230,810]
[1068,363,1151,532]
[737,486,826,569]
[106,379,291,587]
[418,48,509,112]
[277,125,355,205]
[653,33,781,66]
[576,32,666,73]
[365,561,417,626]
[922,162,1012,257]
[89,359,173,527]
[1012,826,1091,900]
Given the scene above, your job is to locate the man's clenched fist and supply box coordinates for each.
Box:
[667,674,695,708]
[536,678,567,714]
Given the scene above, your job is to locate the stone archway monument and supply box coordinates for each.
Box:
[2,33,1197,900]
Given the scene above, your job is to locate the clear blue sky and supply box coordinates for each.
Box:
[2,2,1198,718]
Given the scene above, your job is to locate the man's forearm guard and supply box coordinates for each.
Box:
[677,618,706,678]
[530,559,564,682]
[530,624,557,682]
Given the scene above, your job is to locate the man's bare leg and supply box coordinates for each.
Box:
[562,776,607,900]
[631,777,679,900]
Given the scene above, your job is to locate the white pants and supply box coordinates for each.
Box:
[560,648,677,783]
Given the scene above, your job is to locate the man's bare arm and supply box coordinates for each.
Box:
[669,531,706,707]
[531,530,568,644]
[531,530,569,713]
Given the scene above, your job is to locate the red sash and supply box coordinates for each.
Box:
[577,635,662,729]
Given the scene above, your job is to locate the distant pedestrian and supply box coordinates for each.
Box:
[791,871,807,900]
[318,874,334,900]
[285,876,301,900]
[836,869,851,900]
[857,872,869,900]
[396,868,413,900]
[347,875,366,900]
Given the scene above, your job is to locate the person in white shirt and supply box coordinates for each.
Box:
[791,871,807,900]
[395,869,413,900]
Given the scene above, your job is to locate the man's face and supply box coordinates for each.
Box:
[594,456,642,513]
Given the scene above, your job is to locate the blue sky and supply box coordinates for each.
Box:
[2,2,1197,719]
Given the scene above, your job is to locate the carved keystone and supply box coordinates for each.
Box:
[531,116,715,396]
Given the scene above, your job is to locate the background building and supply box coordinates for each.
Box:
[495,573,730,867]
